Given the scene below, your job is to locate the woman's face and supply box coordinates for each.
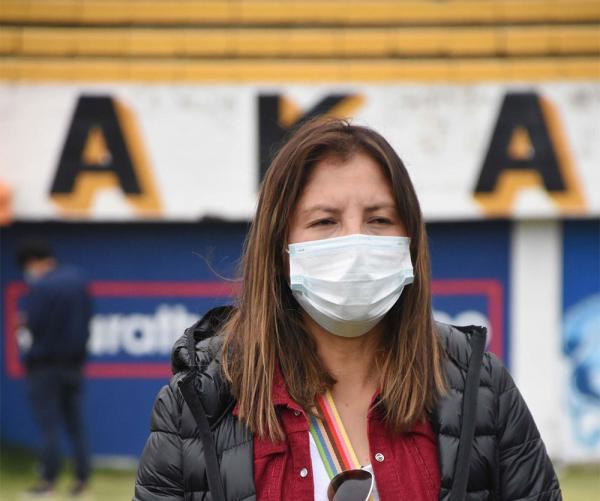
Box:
[288,152,408,244]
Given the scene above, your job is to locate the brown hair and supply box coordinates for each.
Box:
[222,117,445,441]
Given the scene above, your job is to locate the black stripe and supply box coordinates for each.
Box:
[178,373,227,501]
[449,328,486,501]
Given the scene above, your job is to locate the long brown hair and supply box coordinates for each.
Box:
[222,117,446,441]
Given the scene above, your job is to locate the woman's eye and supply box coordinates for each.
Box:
[369,217,392,224]
[310,219,335,227]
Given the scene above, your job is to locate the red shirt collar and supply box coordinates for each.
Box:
[232,362,305,417]
[232,363,432,437]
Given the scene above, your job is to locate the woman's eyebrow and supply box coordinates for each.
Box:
[365,203,397,212]
[300,205,340,216]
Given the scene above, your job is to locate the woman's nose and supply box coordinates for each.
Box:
[339,217,364,236]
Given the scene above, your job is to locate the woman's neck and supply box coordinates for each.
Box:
[304,314,382,395]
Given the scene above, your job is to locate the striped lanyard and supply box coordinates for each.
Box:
[308,390,375,501]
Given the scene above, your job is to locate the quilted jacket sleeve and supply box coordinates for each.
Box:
[495,359,562,500]
[134,382,184,501]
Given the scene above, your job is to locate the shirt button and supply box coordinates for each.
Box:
[293,411,301,417]
[300,467,309,478]
[374,452,385,462]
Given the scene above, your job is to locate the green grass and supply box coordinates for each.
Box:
[0,445,135,500]
[1,444,598,500]
[558,464,600,501]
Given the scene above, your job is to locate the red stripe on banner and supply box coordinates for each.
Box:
[85,363,172,379]
[89,281,239,297]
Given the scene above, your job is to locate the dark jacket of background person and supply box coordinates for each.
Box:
[24,265,92,368]
[134,307,561,501]
[20,259,93,490]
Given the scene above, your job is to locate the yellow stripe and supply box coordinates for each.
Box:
[1,0,599,25]
[0,57,598,82]
[324,391,362,469]
[2,26,599,58]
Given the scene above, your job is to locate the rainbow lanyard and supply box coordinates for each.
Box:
[308,389,367,478]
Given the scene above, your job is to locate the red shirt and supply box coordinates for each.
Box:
[249,368,441,501]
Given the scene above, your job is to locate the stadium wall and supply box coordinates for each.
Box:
[1,0,598,465]
[2,220,598,463]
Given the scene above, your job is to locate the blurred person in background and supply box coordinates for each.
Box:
[135,119,560,500]
[16,239,92,497]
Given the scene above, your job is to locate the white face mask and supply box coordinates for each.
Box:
[288,234,414,338]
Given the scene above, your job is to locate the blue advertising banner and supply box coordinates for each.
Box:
[1,221,510,458]
[1,223,245,457]
[562,220,600,460]
[429,221,509,364]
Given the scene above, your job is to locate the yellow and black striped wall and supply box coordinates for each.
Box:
[1,0,599,81]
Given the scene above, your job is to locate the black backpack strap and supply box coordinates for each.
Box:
[449,329,486,501]
[178,373,227,501]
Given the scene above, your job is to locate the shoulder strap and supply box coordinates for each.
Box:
[178,373,227,501]
[449,330,486,501]
[309,390,363,478]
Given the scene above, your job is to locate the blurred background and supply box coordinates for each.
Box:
[0,0,599,499]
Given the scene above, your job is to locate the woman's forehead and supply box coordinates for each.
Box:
[297,152,396,208]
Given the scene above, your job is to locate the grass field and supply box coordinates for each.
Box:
[1,445,598,500]
[0,446,134,500]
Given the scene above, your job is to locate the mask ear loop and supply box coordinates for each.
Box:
[282,239,292,286]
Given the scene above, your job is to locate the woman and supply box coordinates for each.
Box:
[134,119,561,500]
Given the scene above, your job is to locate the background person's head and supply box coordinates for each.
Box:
[15,238,57,282]
[223,118,445,441]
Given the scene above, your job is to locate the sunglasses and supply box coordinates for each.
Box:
[327,469,374,501]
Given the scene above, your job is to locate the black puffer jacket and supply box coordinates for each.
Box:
[134,307,561,501]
